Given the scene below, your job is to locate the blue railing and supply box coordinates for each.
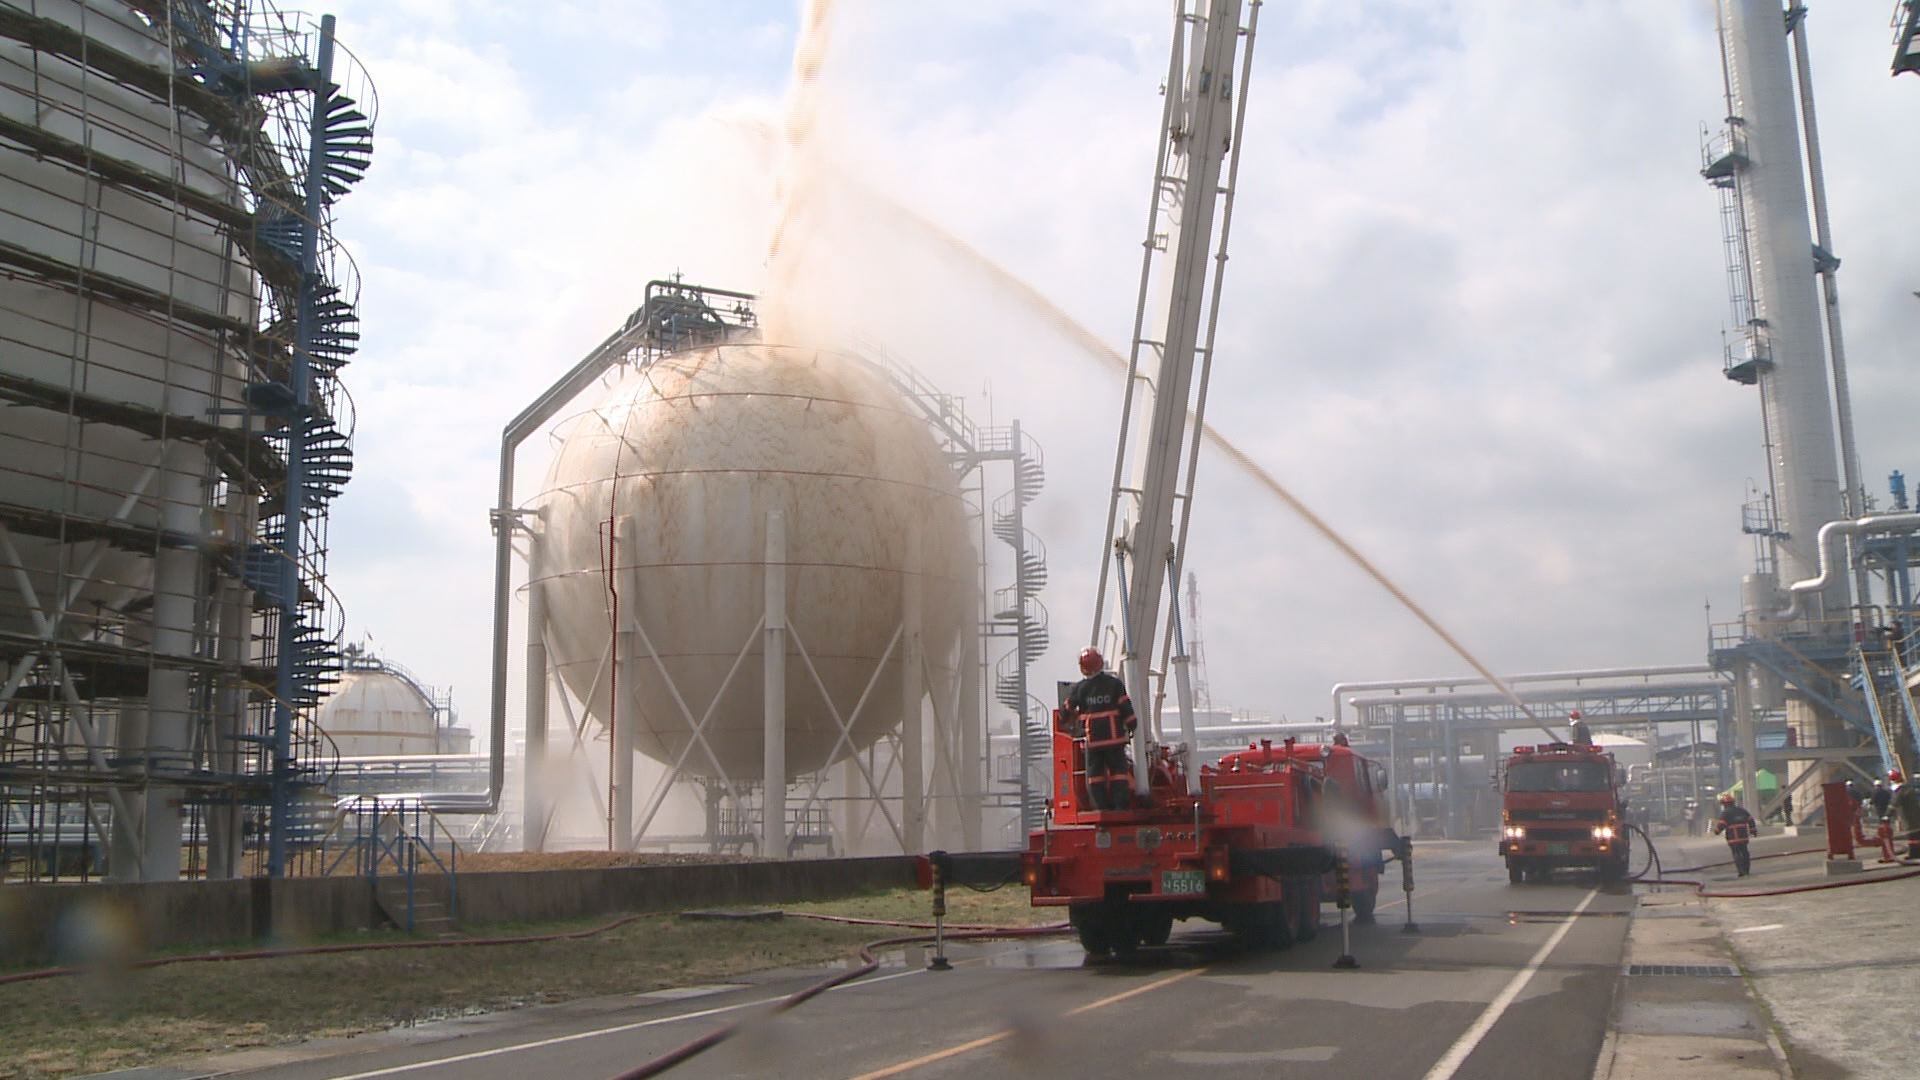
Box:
[323,796,459,931]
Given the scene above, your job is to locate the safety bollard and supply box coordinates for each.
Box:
[928,850,953,971]
[1332,855,1359,969]
[1398,837,1420,934]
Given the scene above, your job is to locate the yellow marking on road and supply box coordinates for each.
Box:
[844,966,1205,1080]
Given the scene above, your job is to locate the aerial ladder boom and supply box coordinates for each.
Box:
[1090,0,1259,798]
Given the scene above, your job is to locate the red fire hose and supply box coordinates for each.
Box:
[0,909,1066,988]
[607,915,1071,1080]
[2,904,1070,1080]
[1628,825,1920,898]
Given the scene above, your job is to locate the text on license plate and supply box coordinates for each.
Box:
[1160,869,1205,895]
[1547,842,1570,855]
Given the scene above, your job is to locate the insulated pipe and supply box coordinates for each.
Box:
[1789,8,1869,612]
[470,287,709,816]
[1331,666,1713,724]
[1768,513,1920,620]
[1344,681,1731,712]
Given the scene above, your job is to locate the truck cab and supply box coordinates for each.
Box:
[1498,743,1629,883]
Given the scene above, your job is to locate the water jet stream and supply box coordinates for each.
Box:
[840,178,1555,738]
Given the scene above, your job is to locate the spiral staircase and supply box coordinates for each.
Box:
[169,6,376,866]
[986,434,1052,831]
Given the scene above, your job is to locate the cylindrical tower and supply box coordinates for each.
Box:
[0,2,373,880]
[1714,0,1845,609]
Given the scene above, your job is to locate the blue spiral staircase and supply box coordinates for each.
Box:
[170,7,375,867]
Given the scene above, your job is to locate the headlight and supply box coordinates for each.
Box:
[1504,825,1526,840]
[1592,825,1615,840]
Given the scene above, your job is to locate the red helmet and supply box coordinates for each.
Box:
[1569,709,1582,720]
[1078,647,1103,676]
[1719,792,1735,804]
[1892,769,1906,783]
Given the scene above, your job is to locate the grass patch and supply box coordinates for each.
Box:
[0,886,1045,1080]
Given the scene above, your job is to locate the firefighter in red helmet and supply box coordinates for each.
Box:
[1065,647,1136,811]
[1567,709,1593,747]
[1711,790,1756,877]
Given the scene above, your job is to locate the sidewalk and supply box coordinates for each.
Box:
[1597,828,1920,1080]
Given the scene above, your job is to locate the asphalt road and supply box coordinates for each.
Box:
[223,840,1634,1080]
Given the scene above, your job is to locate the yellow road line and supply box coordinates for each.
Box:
[845,967,1205,1080]
[1066,966,1203,1014]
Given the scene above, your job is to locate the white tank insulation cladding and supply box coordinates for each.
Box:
[0,0,252,641]
[529,343,975,781]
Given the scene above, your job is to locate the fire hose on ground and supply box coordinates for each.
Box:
[1624,822,1920,898]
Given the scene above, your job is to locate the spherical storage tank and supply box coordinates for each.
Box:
[319,670,440,757]
[531,344,974,781]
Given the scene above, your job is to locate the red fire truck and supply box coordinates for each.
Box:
[1014,0,1404,956]
[1498,742,1630,884]
[1022,729,1401,956]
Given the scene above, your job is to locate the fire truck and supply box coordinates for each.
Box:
[1014,3,1406,957]
[1498,742,1630,884]
[1023,730,1399,954]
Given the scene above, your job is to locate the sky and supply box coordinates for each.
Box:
[309,0,1920,750]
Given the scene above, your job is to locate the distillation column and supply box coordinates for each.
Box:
[1717,0,1846,602]
[1714,0,1855,789]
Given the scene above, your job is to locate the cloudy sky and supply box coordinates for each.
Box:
[310,0,1920,747]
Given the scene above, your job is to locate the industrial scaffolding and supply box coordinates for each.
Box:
[0,1,373,881]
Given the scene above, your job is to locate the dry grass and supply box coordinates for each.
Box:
[0,885,1045,1080]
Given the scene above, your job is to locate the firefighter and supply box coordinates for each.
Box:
[1892,769,1920,861]
[1065,647,1136,811]
[1872,778,1894,823]
[1568,710,1593,746]
[1711,791,1756,877]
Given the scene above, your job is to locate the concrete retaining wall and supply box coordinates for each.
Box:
[0,856,918,968]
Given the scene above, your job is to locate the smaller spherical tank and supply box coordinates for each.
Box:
[531,343,974,781]
[319,671,440,757]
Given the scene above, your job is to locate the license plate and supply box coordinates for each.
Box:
[1161,869,1205,895]
[1547,842,1570,856]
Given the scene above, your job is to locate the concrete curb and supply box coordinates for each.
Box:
[1591,887,1789,1079]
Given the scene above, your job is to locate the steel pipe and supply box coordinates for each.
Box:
[1331,666,1714,723]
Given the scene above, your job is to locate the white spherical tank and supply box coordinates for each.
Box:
[319,671,441,757]
[531,344,974,780]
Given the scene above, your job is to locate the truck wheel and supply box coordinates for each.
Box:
[1071,905,1114,957]
[1350,884,1377,923]
[1507,858,1524,885]
[1230,901,1292,951]
[1142,912,1174,947]
[1259,900,1295,951]
[1292,878,1321,941]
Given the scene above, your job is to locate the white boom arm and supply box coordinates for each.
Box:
[1091,0,1259,797]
